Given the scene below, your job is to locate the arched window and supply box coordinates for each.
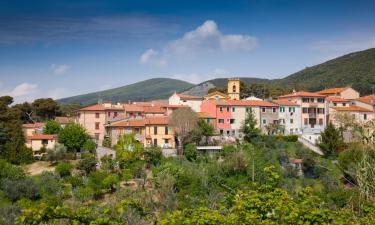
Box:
[232,85,236,93]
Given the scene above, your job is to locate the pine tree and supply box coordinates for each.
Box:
[241,108,260,142]
[318,123,344,156]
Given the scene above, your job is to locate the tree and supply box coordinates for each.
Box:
[58,123,90,152]
[102,135,111,147]
[46,143,67,164]
[77,154,97,175]
[241,108,260,142]
[197,119,214,145]
[170,108,198,154]
[318,123,344,156]
[82,139,97,152]
[183,143,197,161]
[32,98,60,120]
[43,120,62,134]
[144,146,163,166]
[55,162,74,177]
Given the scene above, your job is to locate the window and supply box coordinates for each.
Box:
[232,130,235,135]
[232,107,235,112]
[41,139,48,145]
[310,98,315,103]
[261,107,266,113]
[233,85,236,93]
[154,126,157,135]
[230,119,235,124]
[226,130,230,135]
[319,118,323,125]
[279,107,285,113]
[317,108,325,114]
[95,113,100,118]
[302,98,309,103]
[304,118,308,125]
[165,126,168,135]
[114,112,118,118]
[342,103,346,106]
[183,100,187,102]
[290,119,294,124]
[226,106,230,112]
[364,114,367,120]
[220,129,223,135]
[153,139,158,146]
[272,107,276,113]
[95,122,100,130]
[333,103,337,106]
[219,107,223,112]
[318,98,325,103]
[164,139,169,144]
[302,107,308,113]
[262,119,267,124]
[289,107,295,113]
[95,133,100,141]
[218,119,224,124]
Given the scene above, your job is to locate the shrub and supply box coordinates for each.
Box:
[183,144,197,161]
[144,146,163,166]
[2,178,40,201]
[64,175,84,188]
[55,162,74,177]
[77,155,97,174]
[82,139,97,152]
[102,136,111,148]
[43,120,62,135]
[46,143,67,163]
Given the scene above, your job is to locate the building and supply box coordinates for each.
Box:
[204,91,228,101]
[227,78,240,100]
[76,103,125,145]
[55,116,74,127]
[316,87,359,100]
[22,122,45,140]
[197,112,216,128]
[200,99,278,137]
[27,134,57,155]
[278,91,327,133]
[272,99,301,134]
[353,94,375,112]
[168,92,203,112]
[106,116,175,149]
[329,106,373,126]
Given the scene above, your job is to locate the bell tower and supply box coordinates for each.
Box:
[227,78,240,100]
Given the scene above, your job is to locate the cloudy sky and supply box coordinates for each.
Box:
[1,0,375,102]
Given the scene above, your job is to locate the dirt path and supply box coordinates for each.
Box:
[23,161,55,176]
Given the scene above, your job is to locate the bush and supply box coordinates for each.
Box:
[82,139,97,152]
[279,135,298,142]
[0,160,25,185]
[102,136,111,148]
[43,120,62,135]
[64,175,84,188]
[37,172,63,204]
[144,146,163,166]
[77,155,97,174]
[183,144,197,161]
[46,143,67,163]
[58,123,90,152]
[2,178,40,201]
[55,162,74,177]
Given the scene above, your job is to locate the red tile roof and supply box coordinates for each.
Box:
[215,99,278,107]
[109,119,145,127]
[331,106,372,112]
[272,99,299,106]
[145,117,169,125]
[143,106,166,114]
[55,117,74,124]
[79,104,123,111]
[123,104,144,112]
[22,122,45,128]
[177,93,203,100]
[316,87,347,95]
[278,91,325,98]
[29,135,56,140]
[357,94,375,106]
[326,96,351,102]
[197,112,215,118]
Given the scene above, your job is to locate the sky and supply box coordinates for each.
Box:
[1,0,375,103]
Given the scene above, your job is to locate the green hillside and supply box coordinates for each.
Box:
[58,78,193,105]
[274,48,375,95]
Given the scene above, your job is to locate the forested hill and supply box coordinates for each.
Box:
[57,78,194,105]
[274,48,375,95]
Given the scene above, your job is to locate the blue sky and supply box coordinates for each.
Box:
[1,0,375,102]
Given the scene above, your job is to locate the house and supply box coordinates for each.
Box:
[326,96,351,107]
[55,116,74,127]
[197,112,216,128]
[353,94,375,112]
[278,91,327,133]
[204,91,228,101]
[272,99,301,134]
[200,99,278,137]
[329,106,373,126]
[27,134,57,155]
[76,102,125,145]
[316,87,359,100]
[106,116,175,149]
[168,92,203,112]
[22,122,45,140]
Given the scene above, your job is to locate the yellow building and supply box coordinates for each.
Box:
[227,78,240,100]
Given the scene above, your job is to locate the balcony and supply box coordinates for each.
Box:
[308,113,317,118]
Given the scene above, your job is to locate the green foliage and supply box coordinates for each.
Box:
[114,133,143,164]
[58,122,90,152]
[88,171,119,198]
[43,120,62,134]
[318,123,345,156]
[197,119,214,145]
[77,154,97,174]
[46,143,68,163]
[2,178,40,201]
[144,146,163,166]
[31,98,60,121]
[241,108,260,142]
[82,139,97,152]
[102,135,112,148]
[55,162,74,177]
[183,144,197,161]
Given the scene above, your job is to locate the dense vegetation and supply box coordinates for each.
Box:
[58,78,194,105]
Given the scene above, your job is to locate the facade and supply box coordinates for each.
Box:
[353,94,375,112]
[278,91,327,133]
[76,103,125,145]
[273,100,302,134]
[227,78,240,100]
[55,116,74,127]
[168,93,203,112]
[316,87,359,100]
[22,122,45,140]
[27,134,57,155]
[204,91,228,101]
[329,106,373,127]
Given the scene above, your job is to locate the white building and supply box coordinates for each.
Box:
[168,92,203,112]
[273,99,302,135]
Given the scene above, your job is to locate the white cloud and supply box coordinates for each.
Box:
[46,88,68,99]
[140,20,257,66]
[51,64,71,75]
[2,83,38,98]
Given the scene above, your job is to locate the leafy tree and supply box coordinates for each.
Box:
[114,133,143,164]
[88,171,119,198]
[183,143,197,161]
[197,119,214,145]
[46,143,67,164]
[55,162,74,177]
[43,120,62,134]
[144,146,163,166]
[32,98,60,120]
[82,139,97,152]
[318,123,344,156]
[102,135,111,147]
[241,108,260,142]
[58,123,90,152]
[2,178,40,201]
[77,154,97,174]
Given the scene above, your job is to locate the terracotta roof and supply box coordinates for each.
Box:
[197,112,215,118]
[22,122,45,128]
[55,117,74,124]
[29,135,56,140]
[131,101,168,107]
[356,94,375,106]
[326,96,351,102]
[316,87,347,95]
[109,119,145,127]
[164,105,190,108]
[145,117,169,125]
[123,104,144,112]
[272,99,299,106]
[143,106,166,114]
[278,91,325,98]
[331,106,372,112]
[215,99,278,107]
[79,104,123,111]
[177,93,203,100]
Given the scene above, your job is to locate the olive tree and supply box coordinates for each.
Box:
[170,108,198,154]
